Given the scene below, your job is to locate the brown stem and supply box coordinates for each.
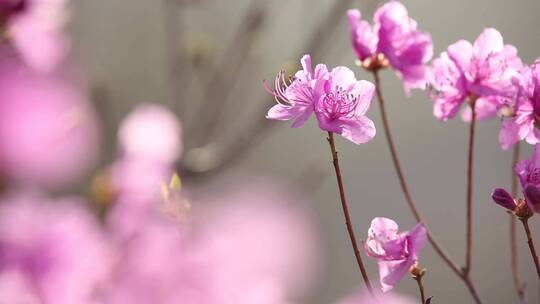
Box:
[326,132,374,296]
[510,143,525,300]
[521,218,540,280]
[371,71,483,303]
[464,97,477,275]
[413,276,427,304]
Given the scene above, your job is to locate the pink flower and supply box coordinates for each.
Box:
[499,60,540,149]
[514,144,540,213]
[0,0,69,72]
[0,192,112,304]
[107,104,183,238]
[365,217,427,292]
[265,54,328,128]
[347,1,433,93]
[314,67,376,144]
[0,62,100,189]
[429,28,522,121]
[494,145,540,215]
[265,55,376,144]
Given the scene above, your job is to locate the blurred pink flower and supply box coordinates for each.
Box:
[0,0,69,72]
[0,63,100,189]
[499,60,540,149]
[105,178,319,304]
[347,1,433,93]
[194,179,321,301]
[429,28,522,121]
[314,66,376,144]
[118,103,183,164]
[0,192,112,304]
[335,289,416,304]
[365,217,427,292]
[107,104,182,238]
[265,54,328,128]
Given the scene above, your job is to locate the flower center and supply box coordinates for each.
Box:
[320,88,358,119]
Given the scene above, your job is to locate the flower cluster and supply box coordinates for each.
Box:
[347,1,433,93]
[429,28,522,122]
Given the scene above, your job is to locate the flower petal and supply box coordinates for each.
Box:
[499,119,521,150]
[473,28,504,62]
[406,223,427,260]
[339,116,376,145]
[524,184,540,214]
[378,259,414,293]
[349,80,375,116]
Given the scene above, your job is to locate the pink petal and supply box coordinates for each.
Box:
[461,97,499,122]
[300,54,313,77]
[349,80,375,116]
[406,223,427,260]
[339,116,376,145]
[473,28,504,62]
[499,119,521,150]
[447,40,473,73]
[378,259,414,293]
[346,9,377,61]
[329,66,357,89]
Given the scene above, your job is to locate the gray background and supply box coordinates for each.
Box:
[70,0,540,303]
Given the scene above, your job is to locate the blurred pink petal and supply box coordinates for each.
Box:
[0,63,100,189]
[118,103,182,164]
[6,0,69,72]
[0,192,112,304]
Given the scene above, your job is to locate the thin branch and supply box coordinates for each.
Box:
[464,97,477,274]
[326,132,375,297]
[510,143,525,301]
[371,71,483,303]
[521,218,540,280]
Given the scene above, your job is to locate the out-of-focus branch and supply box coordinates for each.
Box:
[188,0,270,145]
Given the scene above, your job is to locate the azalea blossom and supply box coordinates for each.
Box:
[429,28,522,122]
[365,217,427,292]
[347,1,433,93]
[265,54,376,144]
[0,0,69,72]
[499,60,540,149]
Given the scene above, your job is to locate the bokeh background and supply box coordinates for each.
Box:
[64,0,540,303]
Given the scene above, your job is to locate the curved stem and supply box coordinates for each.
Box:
[521,218,540,280]
[371,71,483,303]
[510,143,525,301]
[413,276,427,304]
[464,97,477,275]
[326,132,375,296]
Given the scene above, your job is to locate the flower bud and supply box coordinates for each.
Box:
[491,188,516,211]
